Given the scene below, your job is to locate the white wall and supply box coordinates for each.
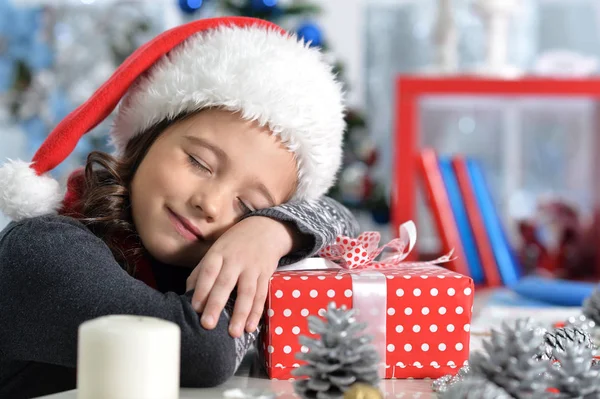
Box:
[317,0,367,108]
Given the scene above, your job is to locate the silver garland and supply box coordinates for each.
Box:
[292,302,380,399]
[438,376,512,399]
[432,365,470,393]
[565,314,597,333]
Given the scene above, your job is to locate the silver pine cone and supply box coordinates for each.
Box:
[469,318,549,398]
[583,288,600,325]
[537,340,600,399]
[439,376,513,399]
[539,327,596,361]
[292,302,381,399]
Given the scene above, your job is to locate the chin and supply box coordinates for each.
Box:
[146,238,206,268]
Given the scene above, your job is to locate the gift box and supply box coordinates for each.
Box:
[260,222,474,380]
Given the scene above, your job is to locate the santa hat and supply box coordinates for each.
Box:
[0,17,345,221]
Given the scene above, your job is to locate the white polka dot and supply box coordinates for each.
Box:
[292,290,301,298]
[395,325,403,333]
[335,275,343,280]
[456,306,464,315]
[268,345,274,353]
[447,324,455,332]
[310,290,318,298]
[464,324,470,332]
[439,307,447,315]
[447,288,455,296]
[283,276,291,281]
[267,309,274,317]
[318,308,326,316]
[344,289,353,298]
[300,276,308,281]
[284,345,292,354]
[292,326,300,335]
[412,325,421,333]
[301,346,309,353]
[275,327,283,335]
[421,343,429,351]
[464,287,472,296]
[420,275,428,279]
[404,307,412,315]
[386,275,394,280]
[430,324,438,332]
[283,309,292,317]
[421,307,430,315]
[318,276,326,280]
[455,343,463,351]
[430,288,438,296]
[293,363,300,368]
[404,344,412,352]
[403,275,411,279]
[413,288,421,297]
[387,308,396,316]
[327,289,336,298]
[439,343,446,351]
[301,309,309,317]
[396,288,404,297]
[387,344,395,352]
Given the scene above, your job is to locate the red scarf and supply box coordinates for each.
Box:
[60,169,158,289]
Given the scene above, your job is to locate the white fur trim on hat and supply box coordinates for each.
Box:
[0,159,63,221]
[110,24,345,201]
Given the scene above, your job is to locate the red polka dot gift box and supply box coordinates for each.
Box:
[260,222,474,380]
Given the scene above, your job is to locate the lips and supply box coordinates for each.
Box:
[167,208,203,241]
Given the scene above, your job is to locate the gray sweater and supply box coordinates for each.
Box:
[0,198,358,398]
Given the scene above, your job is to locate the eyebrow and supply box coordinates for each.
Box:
[184,135,228,163]
[184,135,277,207]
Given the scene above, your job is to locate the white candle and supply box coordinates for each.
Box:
[77,315,181,399]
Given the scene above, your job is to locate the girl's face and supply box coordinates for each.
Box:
[130,109,297,268]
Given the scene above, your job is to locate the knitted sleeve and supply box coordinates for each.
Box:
[0,215,254,396]
[248,196,360,265]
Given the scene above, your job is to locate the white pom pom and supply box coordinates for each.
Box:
[0,159,63,221]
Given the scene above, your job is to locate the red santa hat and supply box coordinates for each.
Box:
[0,16,345,221]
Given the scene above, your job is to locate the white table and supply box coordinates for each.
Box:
[38,289,582,399]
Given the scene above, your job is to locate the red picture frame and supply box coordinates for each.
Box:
[392,76,600,261]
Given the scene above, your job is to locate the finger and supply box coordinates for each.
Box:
[245,276,269,333]
[186,265,201,292]
[201,266,239,330]
[190,254,223,313]
[228,272,258,338]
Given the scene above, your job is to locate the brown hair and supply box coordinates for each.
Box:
[76,113,192,274]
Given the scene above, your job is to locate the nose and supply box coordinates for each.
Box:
[190,187,222,223]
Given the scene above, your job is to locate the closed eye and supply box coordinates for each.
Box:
[238,198,255,214]
[188,155,211,173]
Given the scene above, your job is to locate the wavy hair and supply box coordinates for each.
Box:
[76,113,192,274]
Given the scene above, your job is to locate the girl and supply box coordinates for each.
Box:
[0,17,359,398]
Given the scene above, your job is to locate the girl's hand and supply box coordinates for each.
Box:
[186,216,296,338]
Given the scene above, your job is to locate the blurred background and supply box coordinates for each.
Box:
[3,0,600,284]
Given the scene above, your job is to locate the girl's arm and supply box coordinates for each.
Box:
[248,196,360,265]
[0,215,255,388]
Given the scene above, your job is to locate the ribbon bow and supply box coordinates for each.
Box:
[317,221,454,270]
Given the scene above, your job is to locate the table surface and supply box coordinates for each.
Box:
[38,289,581,399]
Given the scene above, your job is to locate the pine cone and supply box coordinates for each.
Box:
[292,302,381,399]
[583,289,600,325]
[539,327,596,361]
[541,340,600,399]
[469,318,549,398]
[439,376,513,399]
